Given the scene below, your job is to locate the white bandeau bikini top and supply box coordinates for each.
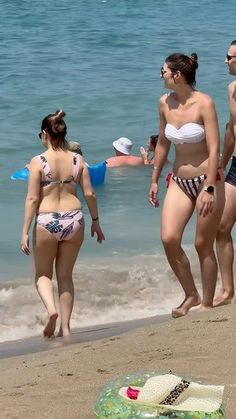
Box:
[165,122,205,145]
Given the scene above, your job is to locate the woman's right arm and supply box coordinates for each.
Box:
[79,160,105,244]
[21,157,41,255]
[149,96,171,207]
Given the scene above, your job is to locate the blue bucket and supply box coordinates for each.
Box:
[88,161,106,186]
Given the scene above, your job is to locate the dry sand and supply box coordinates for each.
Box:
[0,304,236,419]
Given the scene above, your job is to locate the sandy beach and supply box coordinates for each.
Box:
[0,304,235,419]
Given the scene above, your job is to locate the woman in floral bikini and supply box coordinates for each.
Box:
[21,110,105,338]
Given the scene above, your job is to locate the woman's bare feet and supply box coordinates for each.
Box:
[56,325,71,338]
[213,292,235,308]
[197,304,212,313]
[43,313,58,338]
[172,294,201,318]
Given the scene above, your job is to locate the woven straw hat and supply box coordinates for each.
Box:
[119,374,224,413]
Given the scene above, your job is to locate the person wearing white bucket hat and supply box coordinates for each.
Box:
[113,137,133,155]
[106,137,144,167]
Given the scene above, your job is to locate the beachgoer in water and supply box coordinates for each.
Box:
[148,53,225,318]
[215,40,236,307]
[106,137,144,167]
[20,110,105,338]
[68,141,83,156]
[140,134,159,165]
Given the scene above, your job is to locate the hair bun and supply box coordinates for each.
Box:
[55,109,66,120]
[51,109,66,134]
[190,53,198,69]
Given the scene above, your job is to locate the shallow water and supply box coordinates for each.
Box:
[0,0,235,342]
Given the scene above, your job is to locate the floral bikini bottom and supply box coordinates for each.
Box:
[36,210,84,241]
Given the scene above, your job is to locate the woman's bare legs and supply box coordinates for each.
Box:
[56,225,84,337]
[33,225,59,337]
[215,182,236,306]
[161,181,201,318]
[195,178,225,310]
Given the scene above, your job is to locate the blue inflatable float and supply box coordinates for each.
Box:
[10,161,106,186]
[10,167,29,180]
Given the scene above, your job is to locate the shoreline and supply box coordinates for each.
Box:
[0,313,170,359]
[0,304,236,418]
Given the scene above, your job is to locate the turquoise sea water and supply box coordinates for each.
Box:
[0,0,235,342]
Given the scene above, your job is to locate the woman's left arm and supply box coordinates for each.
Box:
[198,95,221,217]
[201,95,220,186]
[79,160,105,244]
[21,158,41,255]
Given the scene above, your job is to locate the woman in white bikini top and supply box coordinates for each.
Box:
[148,52,225,319]
[164,122,205,145]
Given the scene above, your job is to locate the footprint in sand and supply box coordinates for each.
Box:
[207,318,228,323]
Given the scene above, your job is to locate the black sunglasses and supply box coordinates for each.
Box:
[38,132,42,139]
[160,67,176,78]
[226,54,236,61]
[161,67,167,78]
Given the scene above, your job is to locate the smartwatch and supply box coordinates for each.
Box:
[204,185,215,193]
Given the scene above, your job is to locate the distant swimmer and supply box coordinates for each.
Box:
[106,137,144,168]
[140,134,159,165]
[68,141,83,156]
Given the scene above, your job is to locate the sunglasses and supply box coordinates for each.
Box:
[226,54,236,61]
[161,67,168,78]
[38,130,46,139]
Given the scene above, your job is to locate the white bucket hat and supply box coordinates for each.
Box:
[112,137,133,155]
[119,374,224,413]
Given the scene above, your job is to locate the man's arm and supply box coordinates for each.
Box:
[220,82,236,169]
[220,118,235,169]
[229,81,236,140]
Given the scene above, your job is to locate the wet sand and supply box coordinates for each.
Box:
[0,304,236,418]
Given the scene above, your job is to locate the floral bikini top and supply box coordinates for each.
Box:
[36,153,81,187]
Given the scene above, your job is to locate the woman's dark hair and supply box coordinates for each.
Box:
[149,134,158,149]
[41,109,68,150]
[165,53,198,87]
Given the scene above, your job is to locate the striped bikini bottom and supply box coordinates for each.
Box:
[172,173,207,199]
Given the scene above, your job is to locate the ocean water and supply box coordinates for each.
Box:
[0,0,235,342]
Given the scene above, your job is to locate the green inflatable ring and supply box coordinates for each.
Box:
[94,371,224,418]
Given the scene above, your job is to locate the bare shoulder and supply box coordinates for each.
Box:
[30,156,41,166]
[105,157,117,167]
[196,91,214,107]
[159,93,169,105]
[228,81,236,98]
[28,156,42,176]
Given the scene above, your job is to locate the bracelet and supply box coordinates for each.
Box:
[153,166,161,171]
[92,217,99,221]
